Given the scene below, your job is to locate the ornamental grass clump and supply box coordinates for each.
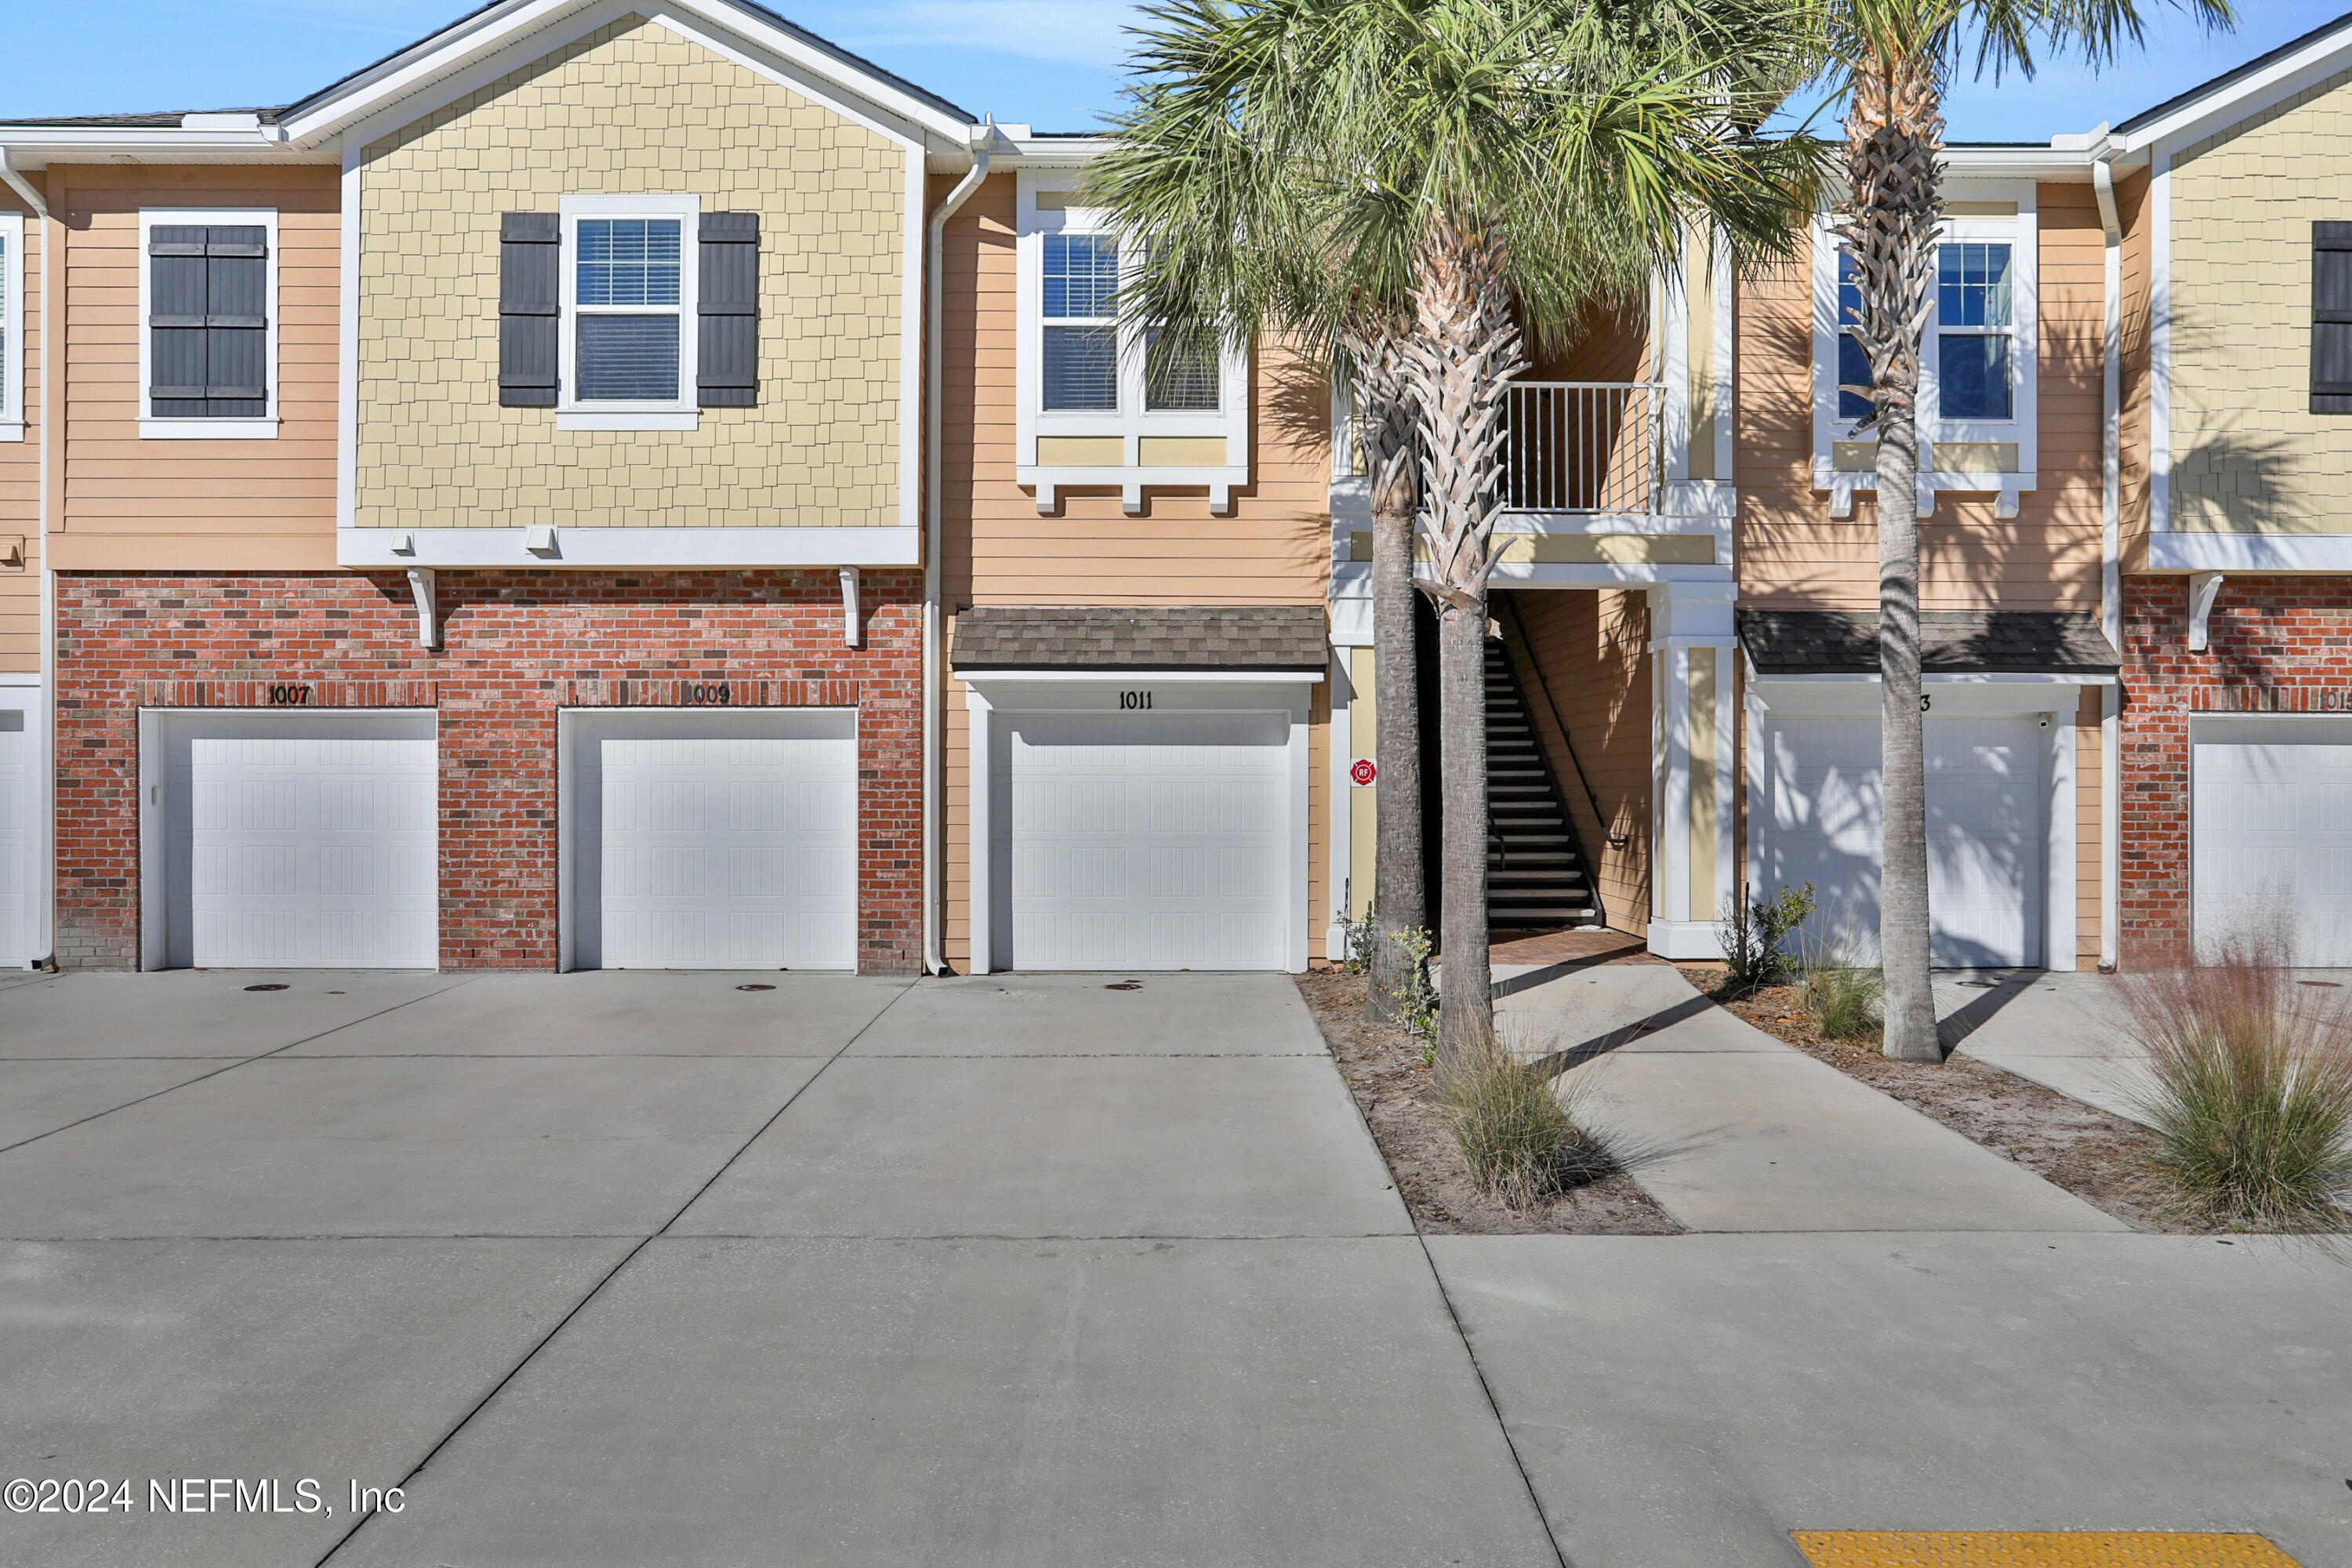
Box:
[1800,925,1882,1042]
[1438,1028,1616,1211]
[2122,929,2352,1233]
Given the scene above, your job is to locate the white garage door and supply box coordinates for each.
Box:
[162,712,437,968]
[1756,715,2045,967]
[994,711,1290,971]
[571,710,855,971]
[0,706,29,965]
[2194,719,2352,964]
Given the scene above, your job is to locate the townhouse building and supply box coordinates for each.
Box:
[1,0,2348,976]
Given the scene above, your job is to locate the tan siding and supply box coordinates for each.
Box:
[54,164,339,568]
[2170,67,2352,532]
[1,184,44,670]
[938,172,1334,970]
[1502,586,1651,932]
[2118,169,2154,570]
[356,13,907,532]
[1733,190,2105,612]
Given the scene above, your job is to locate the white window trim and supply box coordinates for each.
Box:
[1811,182,2038,519]
[137,206,280,441]
[557,193,700,433]
[0,212,23,441]
[1013,171,1250,515]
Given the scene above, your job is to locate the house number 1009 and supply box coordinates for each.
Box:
[1120,691,1153,710]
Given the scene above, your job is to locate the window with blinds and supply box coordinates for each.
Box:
[574,217,682,403]
[147,223,269,419]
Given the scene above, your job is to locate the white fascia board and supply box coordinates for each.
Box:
[2111,21,2352,159]
[2146,532,2352,573]
[339,525,920,568]
[279,0,971,152]
[956,669,1324,687]
[0,129,315,168]
[1752,670,2115,690]
[1943,146,2094,180]
[1002,136,1112,167]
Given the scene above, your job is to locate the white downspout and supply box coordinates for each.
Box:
[2094,154,2122,974]
[922,127,993,976]
[5,151,55,969]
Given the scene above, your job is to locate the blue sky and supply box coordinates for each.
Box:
[7,0,2346,139]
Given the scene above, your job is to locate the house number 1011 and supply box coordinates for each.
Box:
[1120,690,1153,710]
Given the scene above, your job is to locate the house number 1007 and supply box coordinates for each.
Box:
[1120,691,1153,710]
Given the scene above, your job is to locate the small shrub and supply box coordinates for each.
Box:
[1438,1028,1617,1210]
[1719,881,1816,990]
[1338,909,1378,975]
[1386,925,1439,1062]
[2122,927,2352,1232]
[1799,925,1882,1040]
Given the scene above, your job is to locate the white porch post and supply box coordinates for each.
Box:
[1646,580,1739,959]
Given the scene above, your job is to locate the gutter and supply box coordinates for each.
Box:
[921,126,994,976]
[0,148,46,220]
[2093,152,2122,974]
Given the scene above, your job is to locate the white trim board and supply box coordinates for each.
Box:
[339,524,920,568]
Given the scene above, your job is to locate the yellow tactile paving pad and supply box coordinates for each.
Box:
[1791,1533,2303,1567]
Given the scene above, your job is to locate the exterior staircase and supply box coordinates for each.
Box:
[1484,637,1604,931]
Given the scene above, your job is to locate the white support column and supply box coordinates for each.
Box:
[1646,579,1740,960]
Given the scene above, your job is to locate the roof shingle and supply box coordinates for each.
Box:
[952,605,1329,671]
[1737,609,2119,676]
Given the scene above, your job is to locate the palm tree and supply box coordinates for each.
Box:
[1091,0,1429,1022]
[1812,0,2230,1062]
[1107,0,1817,1060]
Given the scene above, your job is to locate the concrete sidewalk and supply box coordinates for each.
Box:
[1938,971,2161,1126]
[1497,965,2125,1233]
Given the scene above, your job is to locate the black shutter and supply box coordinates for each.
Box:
[2314,222,2352,414]
[699,212,759,408]
[499,212,560,408]
[148,224,268,419]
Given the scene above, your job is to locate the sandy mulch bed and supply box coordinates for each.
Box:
[1673,964,2187,1232]
[1295,970,1682,1236]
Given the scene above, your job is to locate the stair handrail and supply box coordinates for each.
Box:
[1496,595,1623,854]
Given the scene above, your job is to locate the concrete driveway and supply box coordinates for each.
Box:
[0,970,1553,1568]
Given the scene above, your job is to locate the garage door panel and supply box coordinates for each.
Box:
[1759,716,2043,968]
[2194,728,2352,963]
[576,713,855,971]
[164,714,439,970]
[0,713,24,962]
[996,710,1291,971]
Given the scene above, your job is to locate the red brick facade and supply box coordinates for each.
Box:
[2118,572,2352,966]
[55,569,924,974]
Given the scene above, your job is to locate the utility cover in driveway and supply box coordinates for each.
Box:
[996,711,1288,970]
[572,710,855,971]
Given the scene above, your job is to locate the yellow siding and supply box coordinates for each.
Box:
[356,13,907,531]
[2170,66,2352,532]
[2119,169,2154,569]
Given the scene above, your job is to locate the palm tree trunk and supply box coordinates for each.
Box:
[1354,342,1425,1024]
[1405,215,1523,1063]
[1842,46,1944,1062]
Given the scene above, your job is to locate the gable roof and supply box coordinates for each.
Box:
[2116,7,2352,134]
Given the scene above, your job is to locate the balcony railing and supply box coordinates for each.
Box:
[1502,380,1665,515]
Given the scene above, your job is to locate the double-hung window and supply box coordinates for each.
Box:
[1018,180,1249,514]
[0,211,22,441]
[1042,233,1119,411]
[1813,191,2037,517]
[140,208,277,439]
[556,194,699,429]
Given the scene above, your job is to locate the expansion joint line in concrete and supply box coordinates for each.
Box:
[310,980,922,1567]
[0,977,485,1160]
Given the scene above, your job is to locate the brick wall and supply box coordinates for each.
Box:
[55,569,923,973]
[2118,573,2352,965]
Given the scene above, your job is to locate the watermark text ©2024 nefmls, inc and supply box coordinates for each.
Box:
[5,1476,405,1518]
